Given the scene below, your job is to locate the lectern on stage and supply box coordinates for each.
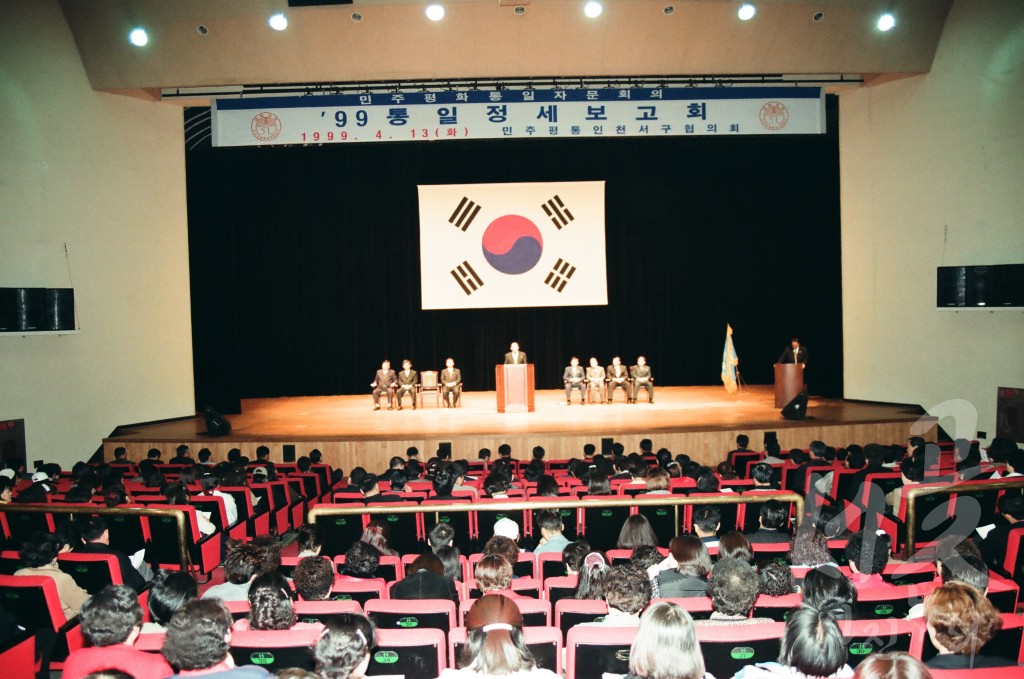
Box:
[773,363,806,408]
[496,364,535,413]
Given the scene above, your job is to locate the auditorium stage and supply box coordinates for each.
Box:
[102,386,936,472]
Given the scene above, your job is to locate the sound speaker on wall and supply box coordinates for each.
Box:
[781,392,808,420]
[203,407,232,436]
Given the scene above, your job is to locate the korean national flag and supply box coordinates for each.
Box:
[418,181,608,310]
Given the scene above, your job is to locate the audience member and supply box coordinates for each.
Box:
[14,531,89,618]
[392,552,459,603]
[440,594,558,678]
[979,493,1024,571]
[759,560,797,597]
[788,525,836,568]
[844,531,894,591]
[700,557,771,625]
[718,531,755,564]
[162,599,272,677]
[436,546,463,582]
[313,614,375,679]
[339,541,380,580]
[616,514,659,551]
[611,602,711,679]
[586,565,651,626]
[656,535,711,598]
[923,582,1010,668]
[533,509,570,555]
[853,653,933,679]
[574,552,609,600]
[77,515,151,591]
[63,585,173,679]
[234,571,319,631]
[142,569,199,633]
[746,501,790,543]
[735,605,852,679]
[693,507,721,548]
[202,542,266,601]
[562,540,591,575]
[360,520,398,557]
[474,554,527,599]
[296,526,323,558]
[292,556,335,601]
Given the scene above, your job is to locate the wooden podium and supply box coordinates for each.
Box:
[496,364,535,413]
[774,363,805,408]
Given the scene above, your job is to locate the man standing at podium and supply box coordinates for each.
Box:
[777,338,808,367]
[504,341,527,364]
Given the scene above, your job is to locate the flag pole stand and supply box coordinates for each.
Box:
[735,369,747,394]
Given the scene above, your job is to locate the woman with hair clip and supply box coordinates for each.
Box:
[232,571,323,631]
[360,520,399,557]
[439,594,559,678]
[314,613,376,679]
[573,552,609,600]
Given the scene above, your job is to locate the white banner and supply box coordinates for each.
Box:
[418,182,607,310]
[211,87,825,146]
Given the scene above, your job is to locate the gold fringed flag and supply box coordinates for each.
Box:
[722,324,740,394]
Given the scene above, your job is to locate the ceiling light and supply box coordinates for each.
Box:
[268,13,288,31]
[812,12,824,22]
[514,5,526,15]
[425,4,445,21]
[664,5,675,15]
[351,12,363,22]
[738,4,756,21]
[877,13,896,31]
[584,2,603,19]
[128,27,148,47]
[197,25,209,36]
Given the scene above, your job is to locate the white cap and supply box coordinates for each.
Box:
[31,471,49,483]
[0,469,15,480]
[493,517,520,540]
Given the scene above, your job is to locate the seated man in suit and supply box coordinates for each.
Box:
[586,357,605,403]
[395,359,418,410]
[563,356,585,404]
[606,355,630,404]
[777,337,809,366]
[630,355,654,404]
[370,359,397,411]
[76,515,151,591]
[745,500,790,543]
[503,341,527,364]
[440,357,462,407]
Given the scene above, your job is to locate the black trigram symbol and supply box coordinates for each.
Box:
[450,261,484,295]
[541,195,574,229]
[544,258,576,292]
[448,197,481,231]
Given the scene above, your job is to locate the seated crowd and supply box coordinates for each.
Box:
[1,432,1022,679]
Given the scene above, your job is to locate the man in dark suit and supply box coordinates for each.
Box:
[606,356,630,404]
[563,357,585,404]
[76,516,150,591]
[980,494,1024,571]
[503,341,527,364]
[745,500,790,544]
[370,359,397,411]
[360,473,404,503]
[440,357,462,408]
[395,359,418,410]
[630,356,654,404]
[777,337,809,366]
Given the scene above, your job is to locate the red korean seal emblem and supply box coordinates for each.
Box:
[251,112,282,142]
[759,102,789,131]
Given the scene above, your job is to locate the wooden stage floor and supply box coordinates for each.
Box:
[104,386,935,471]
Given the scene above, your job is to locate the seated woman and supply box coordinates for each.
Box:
[392,553,459,603]
[338,541,381,581]
[801,565,857,620]
[474,554,531,599]
[233,571,322,631]
[718,531,755,564]
[853,652,933,679]
[609,601,713,679]
[923,581,1010,669]
[656,535,711,598]
[313,613,376,679]
[699,557,772,625]
[617,515,659,551]
[141,569,199,633]
[844,531,894,591]
[14,531,89,618]
[735,604,854,679]
[439,595,559,678]
[788,525,837,569]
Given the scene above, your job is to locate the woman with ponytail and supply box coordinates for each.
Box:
[232,571,322,631]
[439,594,559,677]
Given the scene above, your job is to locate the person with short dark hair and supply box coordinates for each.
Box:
[440,357,462,408]
[314,614,376,679]
[562,540,591,575]
[370,359,397,411]
[63,585,173,679]
[202,542,266,601]
[234,571,319,631]
[340,541,380,579]
[168,444,191,465]
[731,434,751,453]
[777,338,808,367]
[844,530,893,591]
[15,531,89,618]
[802,565,857,620]
[750,462,776,489]
[199,473,239,525]
[630,355,654,404]
[693,507,721,548]
[358,472,403,503]
[759,561,796,597]
[885,457,925,511]
[431,464,457,500]
[162,599,272,676]
[979,493,1024,570]
[656,536,710,598]
[142,570,198,633]
[718,530,755,564]
[700,557,771,624]
[584,565,651,625]
[746,500,790,543]
[392,552,459,603]
[735,605,851,679]
[853,652,933,679]
[76,515,151,591]
[533,509,570,555]
[292,556,335,601]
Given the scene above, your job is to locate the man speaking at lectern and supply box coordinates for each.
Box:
[504,341,527,365]
[777,338,808,367]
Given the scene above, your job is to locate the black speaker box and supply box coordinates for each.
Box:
[781,392,809,420]
[203,407,232,436]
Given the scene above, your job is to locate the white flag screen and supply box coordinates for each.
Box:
[418,181,607,310]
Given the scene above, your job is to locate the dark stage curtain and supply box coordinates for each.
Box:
[186,96,842,413]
